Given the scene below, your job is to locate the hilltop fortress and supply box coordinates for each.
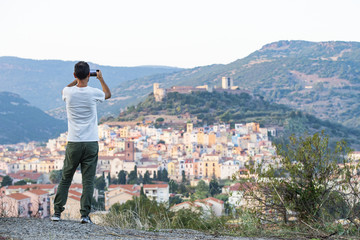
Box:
[154,77,250,102]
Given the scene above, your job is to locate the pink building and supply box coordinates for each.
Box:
[184,159,195,179]
[23,189,50,218]
[2,193,31,217]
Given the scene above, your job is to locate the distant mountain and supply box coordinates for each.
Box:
[0,56,182,112]
[115,91,360,149]
[0,92,67,144]
[108,40,360,130]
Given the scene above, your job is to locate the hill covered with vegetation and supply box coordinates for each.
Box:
[110,40,360,131]
[0,92,67,144]
[115,91,360,148]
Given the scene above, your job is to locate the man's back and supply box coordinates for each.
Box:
[63,86,105,142]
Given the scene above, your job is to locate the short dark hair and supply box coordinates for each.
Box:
[74,61,90,80]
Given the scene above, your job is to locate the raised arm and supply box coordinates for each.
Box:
[61,79,78,95]
[97,70,111,100]
[67,79,78,87]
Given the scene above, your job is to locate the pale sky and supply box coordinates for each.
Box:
[1,0,359,68]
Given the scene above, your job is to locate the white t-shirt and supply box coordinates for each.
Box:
[62,86,105,142]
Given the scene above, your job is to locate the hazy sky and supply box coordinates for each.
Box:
[1,0,359,68]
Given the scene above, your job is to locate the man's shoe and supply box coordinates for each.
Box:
[51,213,61,221]
[80,216,92,224]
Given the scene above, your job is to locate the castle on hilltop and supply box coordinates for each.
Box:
[154,77,247,102]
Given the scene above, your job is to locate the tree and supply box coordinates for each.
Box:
[127,166,138,184]
[194,180,209,199]
[14,180,27,186]
[169,179,178,193]
[178,183,189,197]
[157,170,162,181]
[118,170,127,184]
[181,170,187,183]
[169,195,183,207]
[95,175,106,191]
[140,186,147,198]
[245,131,353,224]
[143,171,152,184]
[209,178,221,196]
[1,175,13,187]
[162,169,169,182]
[49,170,62,184]
[107,172,111,186]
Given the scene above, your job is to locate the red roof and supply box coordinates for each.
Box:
[108,184,168,191]
[204,197,224,204]
[137,165,158,168]
[5,184,57,190]
[123,191,140,197]
[69,190,82,196]
[195,200,213,207]
[9,171,42,181]
[26,189,48,196]
[69,195,81,201]
[143,184,168,189]
[108,184,138,192]
[224,182,256,191]
[69,184,83,189]
[8,193,30,201]
[171,201,194,209]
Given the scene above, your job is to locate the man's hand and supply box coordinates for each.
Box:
[96,70,103,80]
[96,70,111,100]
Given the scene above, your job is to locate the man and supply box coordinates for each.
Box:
[51,61,111,223]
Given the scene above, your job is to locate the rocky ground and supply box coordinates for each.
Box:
[0,217,274,240]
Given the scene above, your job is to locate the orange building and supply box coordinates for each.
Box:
[208,132,216,146]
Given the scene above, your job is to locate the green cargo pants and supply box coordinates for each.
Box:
[53,141,98,217]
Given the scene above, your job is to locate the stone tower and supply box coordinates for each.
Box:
[154,83,166,102]
[125,141,134,161]
[221,77,233,89]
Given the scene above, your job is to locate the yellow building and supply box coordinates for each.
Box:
[105,186,138,210]
[200,154,221,179]
[167,161,177,177]
[208,132,216,146]
[247,122,260,133]
[37,160,55,173]
[119,126,130,138]
[197,131,205,146]
[171,146,179,158]
[186,123,193,133]
[215,144,224,155]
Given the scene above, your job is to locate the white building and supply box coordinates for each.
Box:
[220,160,241,180]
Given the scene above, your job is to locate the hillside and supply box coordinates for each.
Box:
[0,92,67,144]
[109,40,360,130]
[116,91,360,148]
[0,56,181,112]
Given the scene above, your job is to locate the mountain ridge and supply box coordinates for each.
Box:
[0,91,67,144]
[0,56,182,111]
